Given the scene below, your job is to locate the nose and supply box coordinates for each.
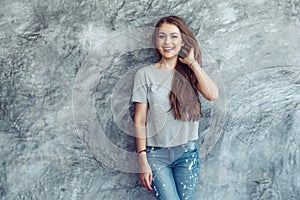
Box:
[164,35,171,44]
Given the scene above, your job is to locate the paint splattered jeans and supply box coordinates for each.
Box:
[146,140,200,200]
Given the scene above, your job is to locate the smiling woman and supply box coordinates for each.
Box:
[131,15,219,200]
[156,23,183,60]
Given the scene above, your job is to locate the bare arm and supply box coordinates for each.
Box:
[190,62,219,101]
[179,47,219,101]
[134,102,153,190]
[134,102,148,154]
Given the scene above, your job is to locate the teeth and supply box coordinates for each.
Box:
[163,47,173,50]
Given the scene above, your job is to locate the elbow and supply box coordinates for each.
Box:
[133,102,148,126]
[204,90,219,101]
[134,119,147,127]
[134,115,147,127]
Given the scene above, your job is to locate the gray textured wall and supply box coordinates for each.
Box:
[1,0,300,199]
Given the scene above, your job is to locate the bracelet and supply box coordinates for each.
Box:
[188,59,196,67]
[137,149,147,154]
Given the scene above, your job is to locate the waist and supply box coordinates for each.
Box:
[146,140,197,152]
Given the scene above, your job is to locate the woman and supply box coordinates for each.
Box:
[131,15,218,200]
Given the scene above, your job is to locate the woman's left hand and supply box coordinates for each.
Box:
[178,46,197,68]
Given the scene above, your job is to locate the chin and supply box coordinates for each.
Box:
[159,51,179,59]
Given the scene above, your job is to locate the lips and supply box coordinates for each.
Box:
[162,46,174,51]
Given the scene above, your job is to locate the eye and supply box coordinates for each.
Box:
[171,35,178,38]
[158,34,165,39]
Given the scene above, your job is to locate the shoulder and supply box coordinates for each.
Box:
[136,64,154,73]
[135,64,154,77]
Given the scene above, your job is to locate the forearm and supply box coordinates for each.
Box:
[190,62,219,101]
[134,102,148,153]
[134,112,152,190]
[135,124,147,153]
[134,115,149,169]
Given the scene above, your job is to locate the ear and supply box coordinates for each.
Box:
[181,43,185,47]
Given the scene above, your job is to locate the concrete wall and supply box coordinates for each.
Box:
[0,0,299,199]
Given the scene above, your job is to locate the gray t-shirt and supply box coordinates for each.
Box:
[131,64,199,147]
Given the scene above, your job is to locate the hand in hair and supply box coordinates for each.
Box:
[178,46,197,67]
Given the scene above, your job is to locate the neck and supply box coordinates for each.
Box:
[159,56,178,70]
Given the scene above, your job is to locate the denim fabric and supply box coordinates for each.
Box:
[146,141,200,200]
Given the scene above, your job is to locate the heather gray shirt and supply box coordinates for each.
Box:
[131,65,199,147]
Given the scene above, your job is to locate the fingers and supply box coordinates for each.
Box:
[179,54,194,67]
[146,173,153,190]
[180,46,194,59]
[181,45,193,54]
[178,57,184,63]
[143,173,153,190]
[140,173,153,190]
[182,44,190,51]
[180,46,189,56]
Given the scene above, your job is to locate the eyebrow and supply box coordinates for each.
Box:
[158,32,179,35]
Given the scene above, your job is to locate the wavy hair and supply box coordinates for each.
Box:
[152,15,202,121]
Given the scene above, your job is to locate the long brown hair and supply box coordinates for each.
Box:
[152,15,202,121]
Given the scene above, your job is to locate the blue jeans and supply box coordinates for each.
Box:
[146,141,200,200]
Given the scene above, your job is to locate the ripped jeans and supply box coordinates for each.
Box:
[146,141,200,200]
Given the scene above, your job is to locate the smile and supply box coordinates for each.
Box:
[162,47,174,51]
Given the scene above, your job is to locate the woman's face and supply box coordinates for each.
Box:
[156,22,184,60]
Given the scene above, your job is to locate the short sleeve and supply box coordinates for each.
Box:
[131,69,148,103]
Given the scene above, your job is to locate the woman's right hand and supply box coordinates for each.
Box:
[138,153,153,190]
